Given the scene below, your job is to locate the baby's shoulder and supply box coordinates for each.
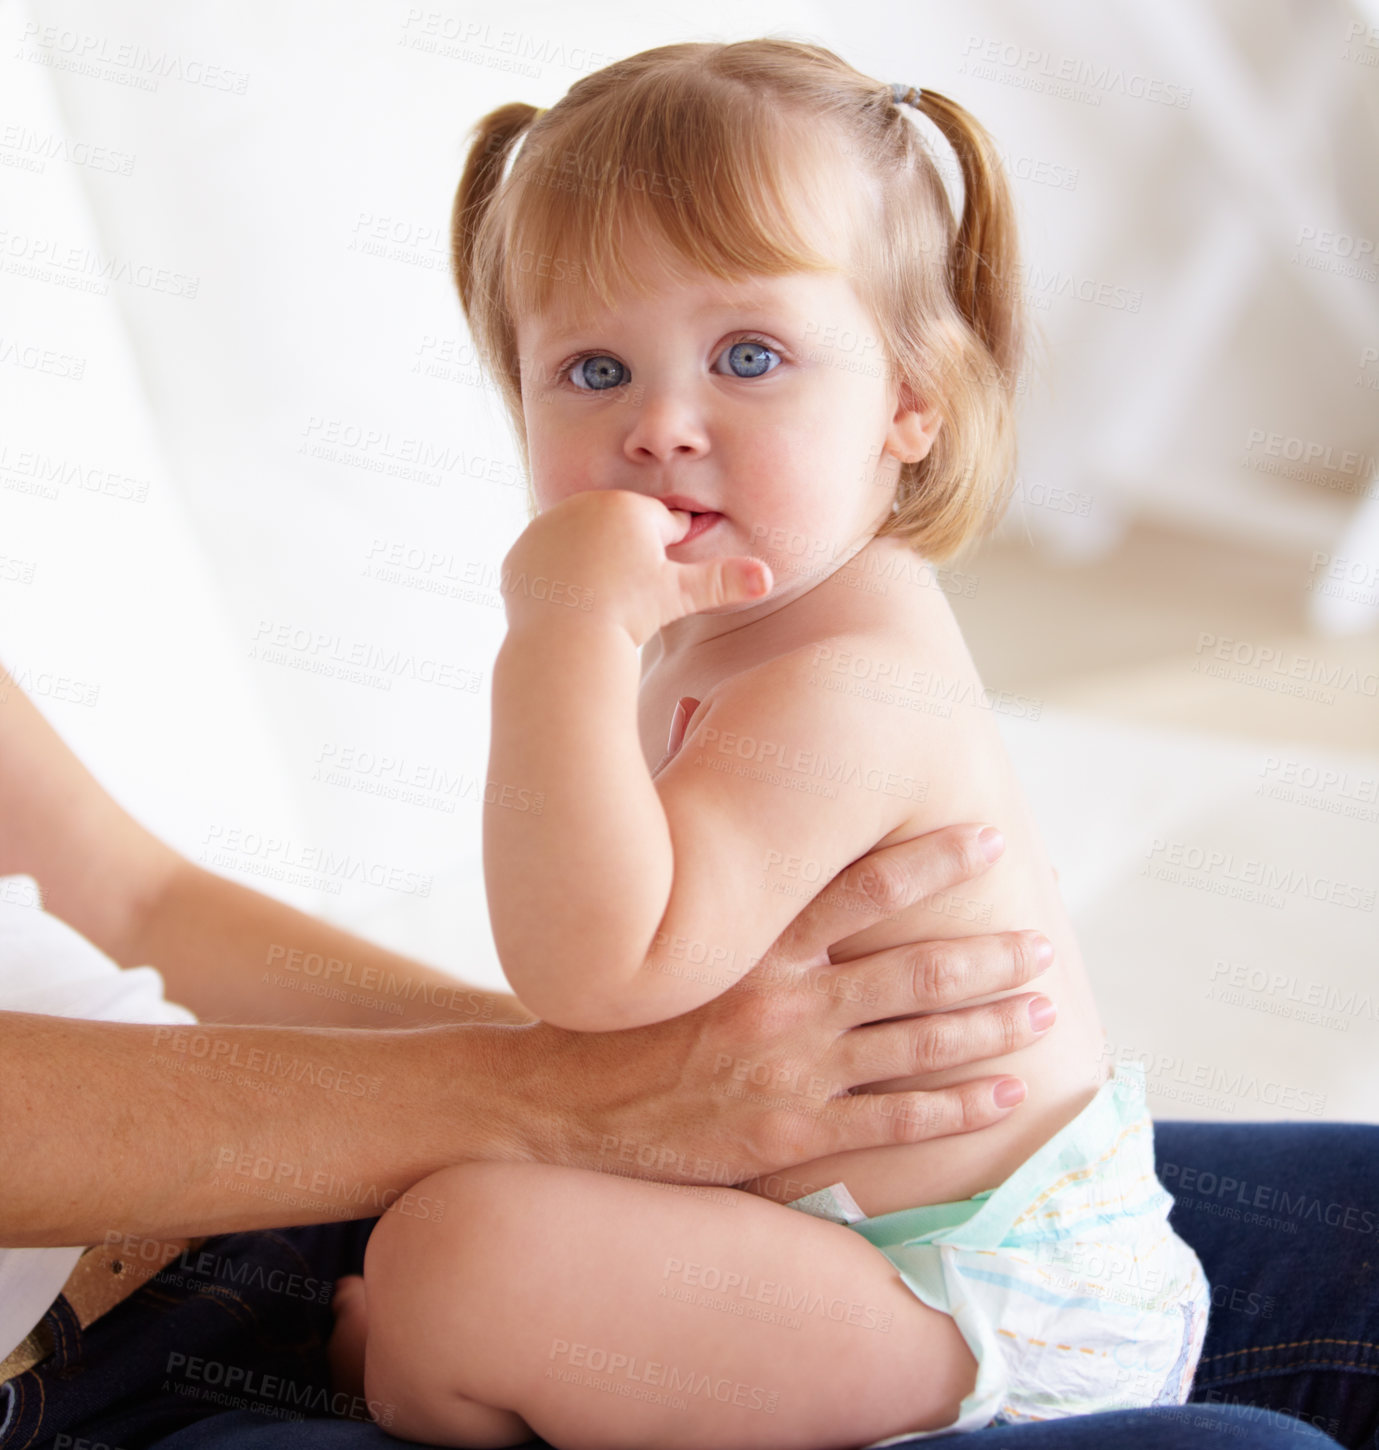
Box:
[719,617,957,763]
[694,540,977,737]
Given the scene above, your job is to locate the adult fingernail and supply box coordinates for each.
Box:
[993,1077,1026,1108]
[1028,996,1056,1032]
[979,827,1004,861]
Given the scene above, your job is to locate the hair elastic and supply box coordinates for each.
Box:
[889,83,923,106]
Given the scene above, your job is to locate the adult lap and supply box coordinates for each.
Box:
[1157,1119,1379,1448]
[10,1122,1374,1450]
[143,1402,1344,1449]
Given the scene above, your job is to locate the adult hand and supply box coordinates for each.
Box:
[495,818,1054,1188]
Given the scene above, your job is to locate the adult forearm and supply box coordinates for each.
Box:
[132,859,535,1029]
[0,664,183,963]
[485,620,671,1024]
[0,666,531,1030]
[0,1010,535,1246]
[3,828,1058,1245]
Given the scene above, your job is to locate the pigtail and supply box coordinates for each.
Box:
[450,102,543,323]
[913,90,1023,389]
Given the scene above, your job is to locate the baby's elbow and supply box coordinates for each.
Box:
[536,1003,630,1033]
[517,977,677,1034]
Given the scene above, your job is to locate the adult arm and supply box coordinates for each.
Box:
[0,824,1055,1247]
[0,660,530,1028]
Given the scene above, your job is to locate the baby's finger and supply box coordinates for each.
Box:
[650,696,701,779]
[666,695,699,757]
[673,556,773,617]
[664,508,694,544]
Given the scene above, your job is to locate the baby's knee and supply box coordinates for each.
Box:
[364,1162,529,1307]
[360,1165,539,1439]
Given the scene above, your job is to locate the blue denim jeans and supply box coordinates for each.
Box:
[3,1121,1374,1450]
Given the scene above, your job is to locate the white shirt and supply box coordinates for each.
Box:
[0,874,196,1365]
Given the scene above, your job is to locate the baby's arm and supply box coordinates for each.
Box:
[485,491,919,1031]
[485,600,680,1028]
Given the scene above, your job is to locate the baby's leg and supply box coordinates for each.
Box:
[361,1161,977,1450]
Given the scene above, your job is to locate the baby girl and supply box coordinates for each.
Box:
[332,37,1210,1449]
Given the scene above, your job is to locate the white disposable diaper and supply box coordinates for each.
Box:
[785,1062,1210,1442]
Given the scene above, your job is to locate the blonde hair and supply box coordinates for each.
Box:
[451,37,1028,562]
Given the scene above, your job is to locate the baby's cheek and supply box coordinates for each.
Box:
[528,465,587,513]
[745,484,852,567]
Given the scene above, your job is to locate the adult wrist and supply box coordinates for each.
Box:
[414,1020,562,1172]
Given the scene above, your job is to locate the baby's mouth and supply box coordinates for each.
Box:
[672,511,723,543]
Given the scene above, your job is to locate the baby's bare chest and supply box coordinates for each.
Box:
[639,547,973,774]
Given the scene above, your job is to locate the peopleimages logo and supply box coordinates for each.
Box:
[1159,1163,1376,1235]
[1192,632,1379,703]
[199,826,433,897]
[1144,837,1375,913]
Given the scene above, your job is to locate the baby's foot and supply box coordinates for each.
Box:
[327,1273,370,1407]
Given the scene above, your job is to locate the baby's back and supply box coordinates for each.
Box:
[647,535,1110,1217]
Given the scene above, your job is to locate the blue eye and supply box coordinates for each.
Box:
[569,355,627,391]
[717,339,778,378]
[562,336,781,391]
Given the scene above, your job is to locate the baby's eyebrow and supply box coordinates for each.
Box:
[532,290,800,348]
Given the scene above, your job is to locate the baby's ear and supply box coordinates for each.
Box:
[888,379,942,465]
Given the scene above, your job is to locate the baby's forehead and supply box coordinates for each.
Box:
[516,266,851,344]
[505,118,874,348]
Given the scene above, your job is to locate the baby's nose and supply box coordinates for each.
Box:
[621,391,710,462]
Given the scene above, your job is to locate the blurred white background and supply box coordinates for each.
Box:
[2,0,1376,1121]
